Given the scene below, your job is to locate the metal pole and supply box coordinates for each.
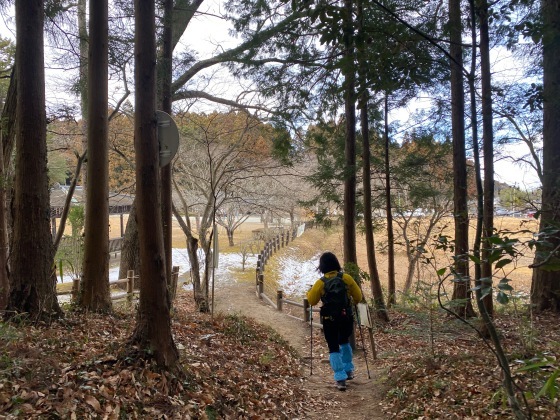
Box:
[310,304,313,375]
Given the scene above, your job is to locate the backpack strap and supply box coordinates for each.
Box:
[320,271,343,282]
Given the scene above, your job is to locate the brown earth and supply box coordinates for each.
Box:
[214,279,388,419]
[210,216,539,418]
[212,224,391,419]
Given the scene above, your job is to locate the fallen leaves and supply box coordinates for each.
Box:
[0,293,320,418]
[0,288,558,418]
[372,310,560,419]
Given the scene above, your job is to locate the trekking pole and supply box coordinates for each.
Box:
[309,304,313,375]
[355,304,371,379]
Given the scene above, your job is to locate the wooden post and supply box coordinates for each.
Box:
[51,217,57,237]
[72,278,80,302]
[277,290,283,311]
[127,269,134,302]
[120,213,124,237]
[369,327,378,360]
[258,273,264,298]
[170,266,179,303]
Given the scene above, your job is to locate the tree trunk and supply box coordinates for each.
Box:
[356,0,388,321]
[172,204,205,310]
[342,0,357,267]
[473,288,526,418]
[478,0,494,317]
[7,0,61,320]
[403,255,416,294]
[159,0,174,301]
[468,0,484,327]
[78,0,88,193]
[2,67,16,170]
[360,101,389,321]
[118,201,140,282]
[80,0,111,312]
[449,0,475,318]
[227,228,234,246]
[2,68,16,254]
[384,94,396,305]
[130,0,178,370]
[531,0,560,312]
[53,152,86,252]
[187,235,203,304]
[0,145,8,310]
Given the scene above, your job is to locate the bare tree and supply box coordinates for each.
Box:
[215,201,252,247]
[173,111,288,310]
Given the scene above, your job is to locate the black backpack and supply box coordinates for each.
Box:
[320,272,351,318]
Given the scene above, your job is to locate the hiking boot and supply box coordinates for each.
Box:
[336,380,347,391]
[346,371,354,380]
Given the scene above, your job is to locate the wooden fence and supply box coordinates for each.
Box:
[254,224,378,359]
[57,266,179,303]
[254,221,323,326]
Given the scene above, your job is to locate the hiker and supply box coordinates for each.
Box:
[307,251,362,391]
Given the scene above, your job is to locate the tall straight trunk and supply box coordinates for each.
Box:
[80,0,111,312]
[7,0,61,320]
[130,0,178,369]
[360,101,389,321]
[531,0,560,312]
[342,0,357,267]
[356,0,388,321]
[468,0,484,317]
[449,0,475,318]
[78,0,88,191]
[478,0,494,317]
[0,147,7,310]
[2,69,16,253]
[159,0,174,301]
[384,95,396,305]
[2,67,16,169]
[466,7,525,415]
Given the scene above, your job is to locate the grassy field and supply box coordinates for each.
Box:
[56,214,538,300]
[258,216,538,303]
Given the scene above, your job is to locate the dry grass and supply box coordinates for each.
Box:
[57,214,538,299]
[360,215,537,298]
[262,216,539,302]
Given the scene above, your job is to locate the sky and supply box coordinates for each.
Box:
[0,3,542,190]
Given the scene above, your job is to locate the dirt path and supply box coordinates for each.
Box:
[214,280,387,419]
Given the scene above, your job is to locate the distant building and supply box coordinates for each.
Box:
[50,184,134,237]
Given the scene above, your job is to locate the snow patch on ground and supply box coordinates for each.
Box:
[59,247,320,299]
[58,249,257,285]
[276,251,321,297]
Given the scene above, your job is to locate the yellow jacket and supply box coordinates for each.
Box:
[306,270,362,307]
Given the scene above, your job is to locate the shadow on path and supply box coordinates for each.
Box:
[213,280,387,419]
